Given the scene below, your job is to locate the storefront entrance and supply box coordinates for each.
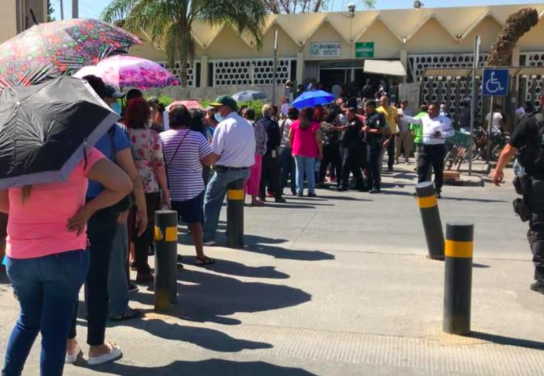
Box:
[317,61,383,93]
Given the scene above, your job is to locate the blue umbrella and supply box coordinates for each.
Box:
[291,90,335,109]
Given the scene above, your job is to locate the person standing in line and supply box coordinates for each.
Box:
[161,105,216,265]
[402,103,455,198]
[410,104,429,172]
[362,100,386,193]
[67,75,148,366]
[335,107,365,192]
[360,79,374,102]
[100,86,141,321]
[289,108,323,197]
[258,104,285,203]
[124,98,170,284]
[485,103,505,137]
[203,96,256,246]
[318,107,342,187]
[0,149,133,376]
[244,108,268,206]
[279,108,298,196]
[396,100,413,165]
[377,96,399,171]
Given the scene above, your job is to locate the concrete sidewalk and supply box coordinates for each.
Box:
[1,166,543,376]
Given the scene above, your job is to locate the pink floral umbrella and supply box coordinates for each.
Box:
[74,55,179,88]
[166,100,204,111]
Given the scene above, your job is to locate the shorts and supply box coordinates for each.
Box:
[171,191,204,224]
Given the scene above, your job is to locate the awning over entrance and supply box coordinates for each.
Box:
[364,60,406,77]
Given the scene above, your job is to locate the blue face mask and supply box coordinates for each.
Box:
[214,113,224,123]
[110,102,121,115]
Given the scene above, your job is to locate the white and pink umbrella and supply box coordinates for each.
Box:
[74,55,179,88]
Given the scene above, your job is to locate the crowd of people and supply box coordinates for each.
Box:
[0,73,457,375]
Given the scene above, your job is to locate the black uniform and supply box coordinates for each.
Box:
[258,116,283,201]
[340,117,364,190]
[364,111,386,191]
[510,110,544,290]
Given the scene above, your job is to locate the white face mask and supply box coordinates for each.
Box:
[147,119,153,128]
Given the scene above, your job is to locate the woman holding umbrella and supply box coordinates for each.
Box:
[0,78,134,375]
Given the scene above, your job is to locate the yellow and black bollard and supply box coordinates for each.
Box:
[443,222,474,335]
[226,179,245,248]
[154,210,178,312]
[415,182,445,260]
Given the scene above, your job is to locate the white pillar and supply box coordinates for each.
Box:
[296,50,304,84]
[400,49,408,84]
[200,55,209,88]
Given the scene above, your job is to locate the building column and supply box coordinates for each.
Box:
[296,50,304,85]
[400,49,408,84]
[200,55,209,88]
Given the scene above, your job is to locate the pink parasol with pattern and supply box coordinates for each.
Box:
[74,55,179,88]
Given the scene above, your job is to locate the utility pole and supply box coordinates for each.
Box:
[72,0,78,19]
[60,0,64,20]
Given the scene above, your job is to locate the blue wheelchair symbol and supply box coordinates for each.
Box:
[482,68,509,97]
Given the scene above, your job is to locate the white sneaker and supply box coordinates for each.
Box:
[87,344,122,366]
[65,344,81,364]
[203,240,216,246]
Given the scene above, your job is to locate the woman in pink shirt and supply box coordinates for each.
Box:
[289,107,323,197]
[0,148,132,376]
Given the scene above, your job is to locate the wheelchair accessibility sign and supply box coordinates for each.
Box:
[482,68,509,97]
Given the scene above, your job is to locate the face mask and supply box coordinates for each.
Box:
[214,113,224,123]
[147,120,153,128]
[110,102,121,115]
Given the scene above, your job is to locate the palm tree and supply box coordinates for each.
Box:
[486,8,539,67]
[102,0,268,85]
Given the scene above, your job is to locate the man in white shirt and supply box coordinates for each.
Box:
[402,103,455,197]
[485,104,504,136]
[203,95,256,246]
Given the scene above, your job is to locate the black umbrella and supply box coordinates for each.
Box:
[0,76,120,190]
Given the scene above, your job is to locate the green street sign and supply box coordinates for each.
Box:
[355,42,374,58]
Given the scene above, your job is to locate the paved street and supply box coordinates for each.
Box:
[2,165,544,376]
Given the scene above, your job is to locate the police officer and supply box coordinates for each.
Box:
[363,100,386,193]
[336,107,365,192]
[493,94,544,294]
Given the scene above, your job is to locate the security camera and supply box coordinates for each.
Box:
[413,1,424,9]
[348,3,356,13]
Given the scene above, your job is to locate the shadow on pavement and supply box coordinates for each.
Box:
[181,256,290,279]
[441,196,506,203]
[79,359,319,376]
[130,269,311,325]
[243,235,335,262]
[392,172,416,181]
[259,203,316,209]
[467,331,544,350]
[119,319,272,352]
[308,194,369,201]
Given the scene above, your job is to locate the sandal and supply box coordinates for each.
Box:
[110,308,142,322]
[195,256,216,267]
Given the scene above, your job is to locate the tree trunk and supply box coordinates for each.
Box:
[486,8,539,67]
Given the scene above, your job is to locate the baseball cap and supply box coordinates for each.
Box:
[210,95,238,111]
[104,85,125,99]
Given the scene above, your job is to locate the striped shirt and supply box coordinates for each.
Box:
[160,129,212,201]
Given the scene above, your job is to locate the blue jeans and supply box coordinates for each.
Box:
[108,222,129,317]
[294,155,316,195]
[2,250,89,376]
[204,168,250,242]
